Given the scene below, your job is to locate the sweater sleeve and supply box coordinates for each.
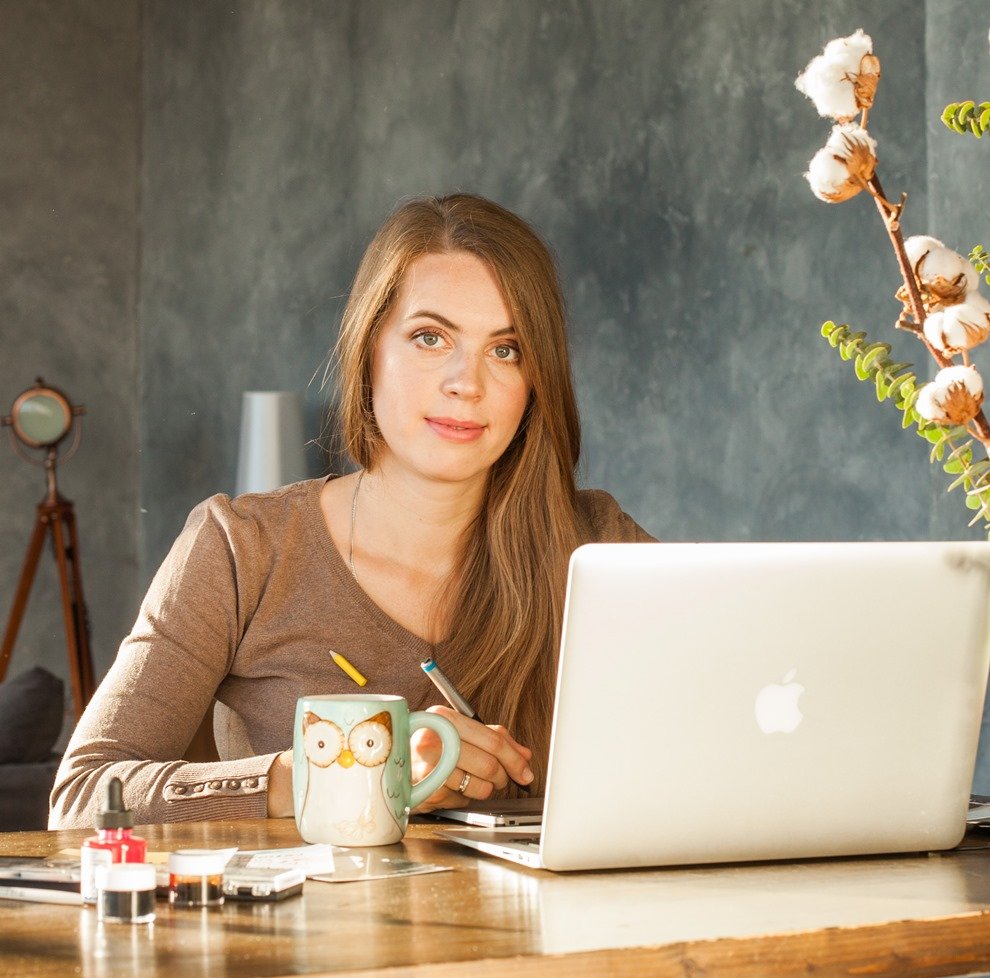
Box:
[49,496,280,828]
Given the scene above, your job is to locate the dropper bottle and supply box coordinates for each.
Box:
[80,776,147,904]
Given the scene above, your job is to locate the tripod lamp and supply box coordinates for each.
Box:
[1,378,95,719]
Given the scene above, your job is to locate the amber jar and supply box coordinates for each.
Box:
[167,849,227,907]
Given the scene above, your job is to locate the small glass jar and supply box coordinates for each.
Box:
[168,849,227,907]
[94,863,157,924]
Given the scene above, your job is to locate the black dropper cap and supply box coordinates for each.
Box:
[96,776,134,829]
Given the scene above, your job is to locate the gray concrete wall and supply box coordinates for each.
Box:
[7,1,990,787]
[139,0,945,581]
[0,1,141,728]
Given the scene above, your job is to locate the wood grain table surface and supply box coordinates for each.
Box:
[2,818,990,977]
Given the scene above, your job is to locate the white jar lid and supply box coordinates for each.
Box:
[168,848,229,876]
[94,862,156,892]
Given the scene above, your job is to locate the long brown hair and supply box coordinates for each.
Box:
[333,194,581,791]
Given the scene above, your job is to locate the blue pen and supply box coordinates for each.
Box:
[420,657,482,721]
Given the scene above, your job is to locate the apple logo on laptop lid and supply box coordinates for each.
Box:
[754,669,805,734]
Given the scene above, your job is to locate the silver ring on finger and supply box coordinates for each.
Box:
[456,772,471,793]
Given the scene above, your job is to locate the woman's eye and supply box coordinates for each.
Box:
[416,331,442,348]
[492,344,520,362]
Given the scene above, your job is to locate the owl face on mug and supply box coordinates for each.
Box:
[302,711,393,769]
[298,709,403,845]
[294,694,461,847]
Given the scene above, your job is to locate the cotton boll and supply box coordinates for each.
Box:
[795,29,879,121]
[940,293,990,350]
[920,247,979,290]
[822,29,874,75]
[795,56,860,120]
[916,365,985,425]
[805,147,856,201]
[916,246,980,306]
[904,235,944,270]
[804,124,877,202]
[937,364,983,397]
[922,305,987,355]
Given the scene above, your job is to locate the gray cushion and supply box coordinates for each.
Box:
[0,666,64,763]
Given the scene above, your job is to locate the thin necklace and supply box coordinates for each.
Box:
[348,470,364,579]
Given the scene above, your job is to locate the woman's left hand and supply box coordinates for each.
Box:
[411,705,534,811]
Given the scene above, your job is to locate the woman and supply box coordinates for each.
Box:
[49,193,653,828]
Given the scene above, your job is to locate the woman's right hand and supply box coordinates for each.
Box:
[411,706,534,811]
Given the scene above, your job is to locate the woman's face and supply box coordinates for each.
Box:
[370,250,532,489]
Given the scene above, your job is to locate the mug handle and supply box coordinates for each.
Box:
[408,712,461,809]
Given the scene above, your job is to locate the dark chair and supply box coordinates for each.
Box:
[0,666,65,830]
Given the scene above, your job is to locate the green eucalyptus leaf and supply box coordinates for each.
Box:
[944,458,966,474]
[861,344,891,369]
[948,472,970,492]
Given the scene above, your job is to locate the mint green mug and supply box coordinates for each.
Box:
[293,694,460,846]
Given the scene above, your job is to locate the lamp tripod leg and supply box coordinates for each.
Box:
[0,508,49,684]
[50,503,93,720]
[61,503,95,706]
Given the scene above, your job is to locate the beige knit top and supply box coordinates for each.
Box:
[49,477,653,828]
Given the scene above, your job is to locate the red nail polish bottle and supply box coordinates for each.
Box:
[80,777,147,904]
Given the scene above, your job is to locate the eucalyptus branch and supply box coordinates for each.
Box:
[942,101,990,138]
[823,322,990,530]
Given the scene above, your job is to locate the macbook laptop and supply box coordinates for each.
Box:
[437,542,990,871]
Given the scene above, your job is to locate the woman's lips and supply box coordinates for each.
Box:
[426,417,486,442]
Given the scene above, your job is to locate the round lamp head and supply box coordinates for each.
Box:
[4,379,81,450]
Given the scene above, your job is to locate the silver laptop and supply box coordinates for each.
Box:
[437,542,990,871]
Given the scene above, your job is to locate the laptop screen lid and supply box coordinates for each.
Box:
[537,541,990,871]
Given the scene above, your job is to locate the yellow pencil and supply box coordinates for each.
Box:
[330,650,367,687]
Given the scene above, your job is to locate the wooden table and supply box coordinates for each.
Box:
[2,818,990,977]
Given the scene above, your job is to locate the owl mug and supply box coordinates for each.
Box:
[293,694,460,846]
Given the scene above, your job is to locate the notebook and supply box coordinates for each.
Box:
[436,542,990,871]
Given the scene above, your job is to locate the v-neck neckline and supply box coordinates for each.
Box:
[308,476,445,658]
